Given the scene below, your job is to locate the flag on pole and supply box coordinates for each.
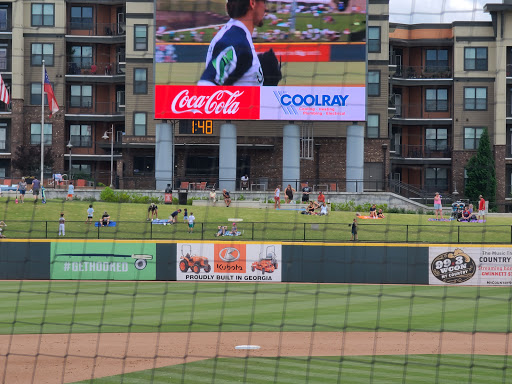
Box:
[0,74,10,105]
[44,69,59,117]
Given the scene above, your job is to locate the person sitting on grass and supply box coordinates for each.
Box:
[377,209,385,219]
[209,189,217,204]
[231,222,238,235]
[369,204,377,218]
[459,206,471,222]
[101,211,110,227]
[215,225,227,237]
[319,202,328,216]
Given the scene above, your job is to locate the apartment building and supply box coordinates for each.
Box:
[0,0,155,189]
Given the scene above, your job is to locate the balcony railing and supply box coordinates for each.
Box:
[66,22,126,37]
[67,62,125,76]
[394,144,451,158]
[391,65,453,80]
[389,103,452,119]
[66,101,125,115]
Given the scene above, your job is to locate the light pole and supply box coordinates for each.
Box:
[66,141,73,181]
[102,125,114,188]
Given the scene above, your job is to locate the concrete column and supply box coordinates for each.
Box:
[219,123,237,191]
[282,123,300,190]
[155,122,174,190]
[346,124,364,192]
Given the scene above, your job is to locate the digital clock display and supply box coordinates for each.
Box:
[179,120,213,135]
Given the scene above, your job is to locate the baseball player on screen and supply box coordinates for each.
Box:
[198,0,281,86]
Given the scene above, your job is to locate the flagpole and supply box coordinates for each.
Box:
[41,60,45,185]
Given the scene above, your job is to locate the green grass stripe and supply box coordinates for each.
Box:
[70,355,512,384]
[2,282,512,334]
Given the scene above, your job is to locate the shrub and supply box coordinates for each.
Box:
[99,187,162,204]
[238,194,245,201]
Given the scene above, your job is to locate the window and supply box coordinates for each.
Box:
[426,89,448,111]
[368,71,380,96]
[134,25,148,51]
[30,123,52,145]
[71,164,91,176]
[70,124,92,147]
[0,124,6,150]
[367,114,379,138]
[464,47,488,71]
[31,4,54,27]
[464,127,484,149]
[70,46,92,69]
[426,128,447,151]
[133,156,154,175]
[368,26,380,53]
[31,43,53,66]
[70,85,92,108]
[464,87,487,110]
[70,6,93,30]
[134,68,147,94]
[426,49,449,72]
[0,7,8,31]
[426,167,448,192]
[185,156,218,176]
[0,47,8,70]
[300,122,313,159]
[134,112,146,136]
[30,83,50,105]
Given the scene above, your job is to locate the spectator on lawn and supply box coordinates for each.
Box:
[285,184,295,204]
[478,195,486,222]
[317,191,325,204]
[319,202,328,216]
[101,211,110,227]
[0,220,6,238]
[231,222,238,235]
[58,213,65,236]
[350,217,358,241]
[369,204,377,218]
[301,182,311,203]
[209,189,217,205]
[434,192,443,220]
[215,225,228,237]
[188,212,195,233]
[223,189,231,207]
[86,204,94,224]
[66,181,74,201]
[31,177,40,203]
[274,185,281,209]
[169,209,182,223]
[378,209,385,219]
[183,208,189,223]
[17,177,27,203]
[147,203,158,221]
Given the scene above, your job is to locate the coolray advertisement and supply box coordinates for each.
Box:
[50,242,156,280]
[176,243,282,282]
[155,0,366,121]
[429,246,512,286]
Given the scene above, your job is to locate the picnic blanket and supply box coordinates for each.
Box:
[223,231,242,237]
[151,219,170,225]
[458,219,486,223]
[427,218,453,222]
[95,221,117,227]
[357,216,384,220]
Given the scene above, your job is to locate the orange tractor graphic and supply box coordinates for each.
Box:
[251,245,278,274]
[179,245,211,273]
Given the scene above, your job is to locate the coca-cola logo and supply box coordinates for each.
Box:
[171,89,244,115]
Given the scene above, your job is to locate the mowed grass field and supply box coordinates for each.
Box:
[2,281,512,383]
[0,198,510,243]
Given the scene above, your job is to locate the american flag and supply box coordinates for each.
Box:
[0,74,9,105]
[44,69,59,117]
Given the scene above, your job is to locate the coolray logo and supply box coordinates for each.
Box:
[273,91,349,114]
[218,247,241,262]
[171,89,244,115]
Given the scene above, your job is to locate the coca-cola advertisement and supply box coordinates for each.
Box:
[155,0,367,121]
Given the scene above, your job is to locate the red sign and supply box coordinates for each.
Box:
[214,244,246,273]
[254,43,331,62]
[155,85,261,120]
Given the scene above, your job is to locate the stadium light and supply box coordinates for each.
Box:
[102,125,114,188]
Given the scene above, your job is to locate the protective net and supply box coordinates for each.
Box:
[2,0,512,383]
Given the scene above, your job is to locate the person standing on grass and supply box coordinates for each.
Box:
[188,212,195,233]
[274,185,281,209]
[31,177,40,203]
[285,184,295,204]
[66,181,74,201]
[58,213,65,236]
[434,192,443,220]
[183,208,189,224]
[17,177,27,203]
[350,217,358,241]
[478,195,486,222]
[86,204,94,224]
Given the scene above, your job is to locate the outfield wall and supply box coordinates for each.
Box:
[4,241,508,286]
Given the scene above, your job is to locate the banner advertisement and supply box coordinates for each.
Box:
[176,243,282,282]
[429,246,512,286]
[155,0,366,121]
[50,242,156,280]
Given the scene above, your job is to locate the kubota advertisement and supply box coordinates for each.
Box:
[176,243,282,282]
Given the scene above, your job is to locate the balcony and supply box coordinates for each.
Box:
[66,22,126,43]
[390,65,453,86]
[65,101,125,122]
[389,103,452,125]
[66,62,125,83]
[391,144,452,161]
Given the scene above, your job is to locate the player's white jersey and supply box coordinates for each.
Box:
[198,19,263,86]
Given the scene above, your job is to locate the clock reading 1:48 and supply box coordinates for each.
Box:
[192,120,213,134]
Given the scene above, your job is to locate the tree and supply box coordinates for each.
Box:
[464,128,496,207]
[11,145,56,177]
